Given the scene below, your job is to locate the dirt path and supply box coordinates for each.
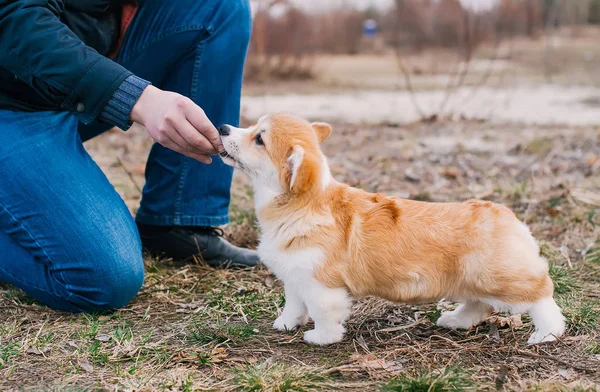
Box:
[242,85,600,126]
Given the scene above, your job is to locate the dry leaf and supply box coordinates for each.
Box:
[442,166,459,179]
[210,347,229,363]
[487,314,523,329]
[355,335,369,352]
[489,323,500,341]
[26,347,49,355]
[79,360,94,373]
[546,207,560,217]
[350,353,403,373]
[264,276,275,288]
[585,154,598,166]
[95,334,111,342]
[557,367,573,379]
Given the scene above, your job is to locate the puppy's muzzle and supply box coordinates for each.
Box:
[218,124,231,136]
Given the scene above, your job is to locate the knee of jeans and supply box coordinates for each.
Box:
[65,236,145,313]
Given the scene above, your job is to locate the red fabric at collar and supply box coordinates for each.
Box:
[108,2,138,60]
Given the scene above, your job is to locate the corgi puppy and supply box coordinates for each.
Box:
[218,114,566,345]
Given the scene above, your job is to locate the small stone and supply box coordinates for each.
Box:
[404,168,421,182]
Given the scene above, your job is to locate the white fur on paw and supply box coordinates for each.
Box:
[437,311,477,330]
[303,327,344,345]
[298,314,309,326]
[527,330,558,344]
[273,314,308,331]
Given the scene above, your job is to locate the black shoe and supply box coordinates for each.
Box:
[137,223,259,268]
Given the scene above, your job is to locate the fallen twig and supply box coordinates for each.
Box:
[515,349,599,374]
[378,318,427,333]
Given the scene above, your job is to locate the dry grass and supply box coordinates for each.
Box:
[1,120,600,391]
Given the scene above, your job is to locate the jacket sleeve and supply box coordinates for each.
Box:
[0,0,149,127]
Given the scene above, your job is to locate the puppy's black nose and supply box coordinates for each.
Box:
[218,124,231,136]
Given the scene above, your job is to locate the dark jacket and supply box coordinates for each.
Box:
[0,0,143,127]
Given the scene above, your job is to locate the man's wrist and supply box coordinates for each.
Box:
[99,75,151,130]
[130,85,160,125]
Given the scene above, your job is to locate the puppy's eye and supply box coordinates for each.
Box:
[255,133,264,146]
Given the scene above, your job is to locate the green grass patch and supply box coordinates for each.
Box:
[1,286,38,306]
[539,241,562,265]
[585,240,600,264]
[188,322,257,346]
[584,339,600,355]
[524,137,553,157]
[112,321,134,343]
[202,280,284,320]
[0,341,21,369]
[424,305,442,324]
[87,340,109,365]
[507,179,532,202]
[233,363,331,392]
[548,264,579,294]
[383,367,474,392]
[556,294,600,335]
[230,203,258,226]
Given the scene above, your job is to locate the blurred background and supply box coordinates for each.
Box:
[241,0,600,125]
[89,0,600,236]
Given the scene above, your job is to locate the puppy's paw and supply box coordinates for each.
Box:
[297,313,309,327]
[303,326,344,345]
[273,313,308,331]
[527,330,559,345]
[436,311,475,330]
[436,303,489,330]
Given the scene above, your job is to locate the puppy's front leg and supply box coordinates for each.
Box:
[303,282,352,345]
[273,283,308,331]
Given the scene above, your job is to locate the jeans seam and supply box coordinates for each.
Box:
[173,156,189,226]
[117,25,212,65]
[190,41,205,102]
[135,212,229,226]
[0,204,72,301]
[138,213,229,219]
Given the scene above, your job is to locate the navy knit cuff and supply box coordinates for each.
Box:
[99,75,150,130]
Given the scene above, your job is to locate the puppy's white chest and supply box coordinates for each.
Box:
[257,237,325,282]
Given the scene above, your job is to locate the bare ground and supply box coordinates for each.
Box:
[1,119,599,391]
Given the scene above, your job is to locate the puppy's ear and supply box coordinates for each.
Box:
[287,145,305,191]
[311,122,332,143]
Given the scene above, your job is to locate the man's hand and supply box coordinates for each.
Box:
[130,85,223,164]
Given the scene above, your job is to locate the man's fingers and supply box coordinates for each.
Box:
[163,132,212,163]
[184,105,223,152]
[165,129,193,153]
[160,134,187,155]
[177,120,217,155]
[187,152,212,164]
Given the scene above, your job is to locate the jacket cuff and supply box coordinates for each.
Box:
[98,75,151,130]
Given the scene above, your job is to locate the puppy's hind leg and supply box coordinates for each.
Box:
[437,301,492,330]
[526,297,566,344]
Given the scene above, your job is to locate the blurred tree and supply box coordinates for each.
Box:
[590,0,600,24]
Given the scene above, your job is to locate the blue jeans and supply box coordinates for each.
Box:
[0,0,251,312]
